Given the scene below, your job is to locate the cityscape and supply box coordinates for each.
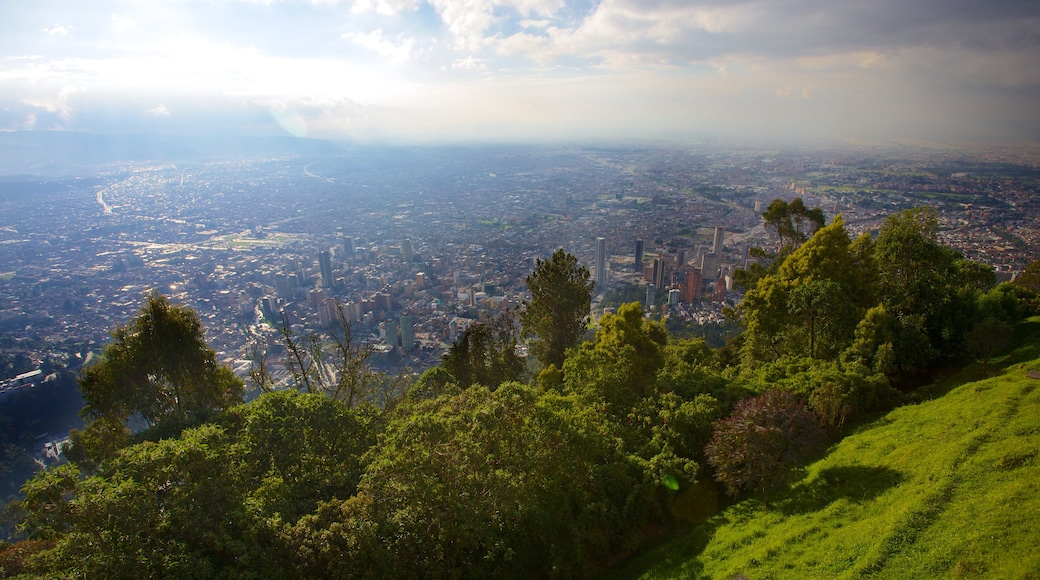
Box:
[1,138,1037,398]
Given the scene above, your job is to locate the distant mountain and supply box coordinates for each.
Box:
[0,131,348,176]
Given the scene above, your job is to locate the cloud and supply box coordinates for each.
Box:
[111,13,136,34]
[44,24,73,37]
[146,104,171,116]
[351,0,420,15]
[451,56,487,70]
[343,30,414,63]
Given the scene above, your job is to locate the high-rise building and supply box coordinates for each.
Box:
[319,250,334,289]
[400,315,414,351]
[595,237,607,288]
[682,268,703,303]
[384,319,399,347]
[342,236,355,260]
[668,289,680,306]
[634,239,644,272]
[274,274,292,299]
[402,239,414,263]
[701,252,720,279]
[654,253,666,288]
[646,283,656,309]
[713,226,725,255]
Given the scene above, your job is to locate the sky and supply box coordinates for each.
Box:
[1,0,1039,144]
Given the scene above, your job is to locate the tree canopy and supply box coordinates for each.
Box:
[520,248,594,370]
[73,293,243,464]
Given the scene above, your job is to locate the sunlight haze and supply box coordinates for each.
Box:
[2,0,1039,143]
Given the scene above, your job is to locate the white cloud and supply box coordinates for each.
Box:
[451,56,487,70]
[111,13,136,34]
[44,24,73,37]
[343,30,414,63]
[146,104,171,116]
[351,0,420,15]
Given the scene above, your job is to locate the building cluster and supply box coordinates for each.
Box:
[0,146,1036,387]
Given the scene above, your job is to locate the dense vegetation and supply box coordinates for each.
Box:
[615,316,1040,579]
[2,205,1037,578]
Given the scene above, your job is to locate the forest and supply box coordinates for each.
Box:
[2,204,1038,578]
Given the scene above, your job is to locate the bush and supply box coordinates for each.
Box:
[705,389,825,507]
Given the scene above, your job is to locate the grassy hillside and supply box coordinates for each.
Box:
[616,318,1040,580]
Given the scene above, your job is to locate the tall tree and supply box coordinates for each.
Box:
[520,249,594,369]
[762,197,826,254]
[78,293,243,430]
[442,310,524,388]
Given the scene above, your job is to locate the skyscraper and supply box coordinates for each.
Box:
[634,239,643,272]
[319,250,334,289]
[646,283,656,309]
[402,239,414,263]
[400,315,414,351]
[713,226,725,255]
[595,237,607,288]
[342,236,355,262]
[682,268,703,303]
[274,273,291,299]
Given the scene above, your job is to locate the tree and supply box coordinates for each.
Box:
[561,302,668,410]
[520,249,594,369]
[442,309,524,388]
[967,317,1013,371]
[762,197,826,254]
[705,389,824,507]
[253,304,396,408]
[75,293,243,462]
[740,217,864,363]
[17,391,377,578]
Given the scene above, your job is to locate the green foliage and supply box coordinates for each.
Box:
[265,306,391,407]
[741,217,865,363]
[521,249,594,369]
[562,303,667,411]
[294,383,686,578]
[966,317,1013,369]
[705,389,825,506]
[80,293,243,427]
[738,357,897,428]
[741,207,1017,386]
[616,318,1040,580]
[75,293,243,466]
[405,367,462,402]
[442,310,524,388]
[762,197,826,253]
[17,391,377,578]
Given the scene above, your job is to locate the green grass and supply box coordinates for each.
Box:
[615,318,1040,580]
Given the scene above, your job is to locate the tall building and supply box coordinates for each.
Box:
[400,315,414,351]
[595,237,607,288]
[668,289,680,306]
[701,252,720,279]
[274,273,292,300]
[646,283,656,309]
[384,319,399,347]
[402,239,414,263]
[319,250,334,289]
[342,236,355,260]
[653,253,666,288]
[682,268,703,303]
[713,226,725,255]
[634,239,644,272]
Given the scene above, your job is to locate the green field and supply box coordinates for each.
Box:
[616,318,1040,579]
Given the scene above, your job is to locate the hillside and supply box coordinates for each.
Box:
[616,317,1040,579]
